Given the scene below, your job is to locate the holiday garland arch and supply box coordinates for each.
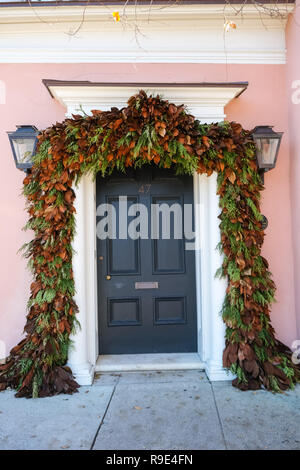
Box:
[0,90,299,398]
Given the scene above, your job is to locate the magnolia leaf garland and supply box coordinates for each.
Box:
[0,90,299,398]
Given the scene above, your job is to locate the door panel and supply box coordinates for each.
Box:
[106,196,140,275]
[152,238,185,274]
[96,166,197,354]
[152,194,185,274]
[108,298,141,326]
[154,297,187,325]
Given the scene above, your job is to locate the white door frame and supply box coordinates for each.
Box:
[47,84,244,384]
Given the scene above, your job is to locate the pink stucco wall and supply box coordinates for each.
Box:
[286,1,300,339]
[0,62,297,356]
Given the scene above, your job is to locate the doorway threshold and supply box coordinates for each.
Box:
[95,353,205,372]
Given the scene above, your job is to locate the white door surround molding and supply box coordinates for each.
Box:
[45,81,247,125]
[48,83,242,384]
[0,3,293,64]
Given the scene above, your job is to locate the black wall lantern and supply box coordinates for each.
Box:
[252,125,283,230]
[252,126,283,182]
[7,125,39,172]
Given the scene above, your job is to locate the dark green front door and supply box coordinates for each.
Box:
[96,166,197,354]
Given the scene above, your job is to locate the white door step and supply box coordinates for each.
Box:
[95,353,205,372]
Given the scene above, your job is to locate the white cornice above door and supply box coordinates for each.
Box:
[0,3,294,64]
[45,81,248,123]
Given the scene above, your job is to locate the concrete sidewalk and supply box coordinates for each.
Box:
[0,370,299,450]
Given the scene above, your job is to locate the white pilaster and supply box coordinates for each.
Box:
[68,176,95,385]
[199,173,234,381]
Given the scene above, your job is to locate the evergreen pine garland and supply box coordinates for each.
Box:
[0,91,298,397]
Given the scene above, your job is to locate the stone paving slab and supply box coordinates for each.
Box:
[0,385,114,450]
[93,380,225,450]
[212,381,300,450]
[94,370,208,386]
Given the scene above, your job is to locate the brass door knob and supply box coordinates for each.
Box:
[106,275,111,280]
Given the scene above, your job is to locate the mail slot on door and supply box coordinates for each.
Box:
[135,282,159,289]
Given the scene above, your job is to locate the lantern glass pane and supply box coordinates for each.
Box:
[12,138,35,165]
[255,138,278,166]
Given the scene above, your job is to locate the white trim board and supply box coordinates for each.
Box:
[61,83,238,384]
[0,3,294,63]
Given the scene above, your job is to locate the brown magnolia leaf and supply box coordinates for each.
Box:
[64,190,74,204]
[238,348,245,362]
[168,104,177,114]
[247,379,261,391]
[20,367,34,390]
[60,170,69,184]
[0,360,13,372]
[232,377,249,391]
[228,171,236,184]
[45,340,55,356]
[263,362,287,380]
[64,319,71,334]
[114,118,123,130]
[236,256,246,270]
[55,183,67,192]
[158,127,166,137]
[59,321,65,333]
[223,343,238,367]
[202,136,210,148]
[58,249,67,261]
[231,123,243,135]
[10,340,26,356]
[242,343,255,360]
